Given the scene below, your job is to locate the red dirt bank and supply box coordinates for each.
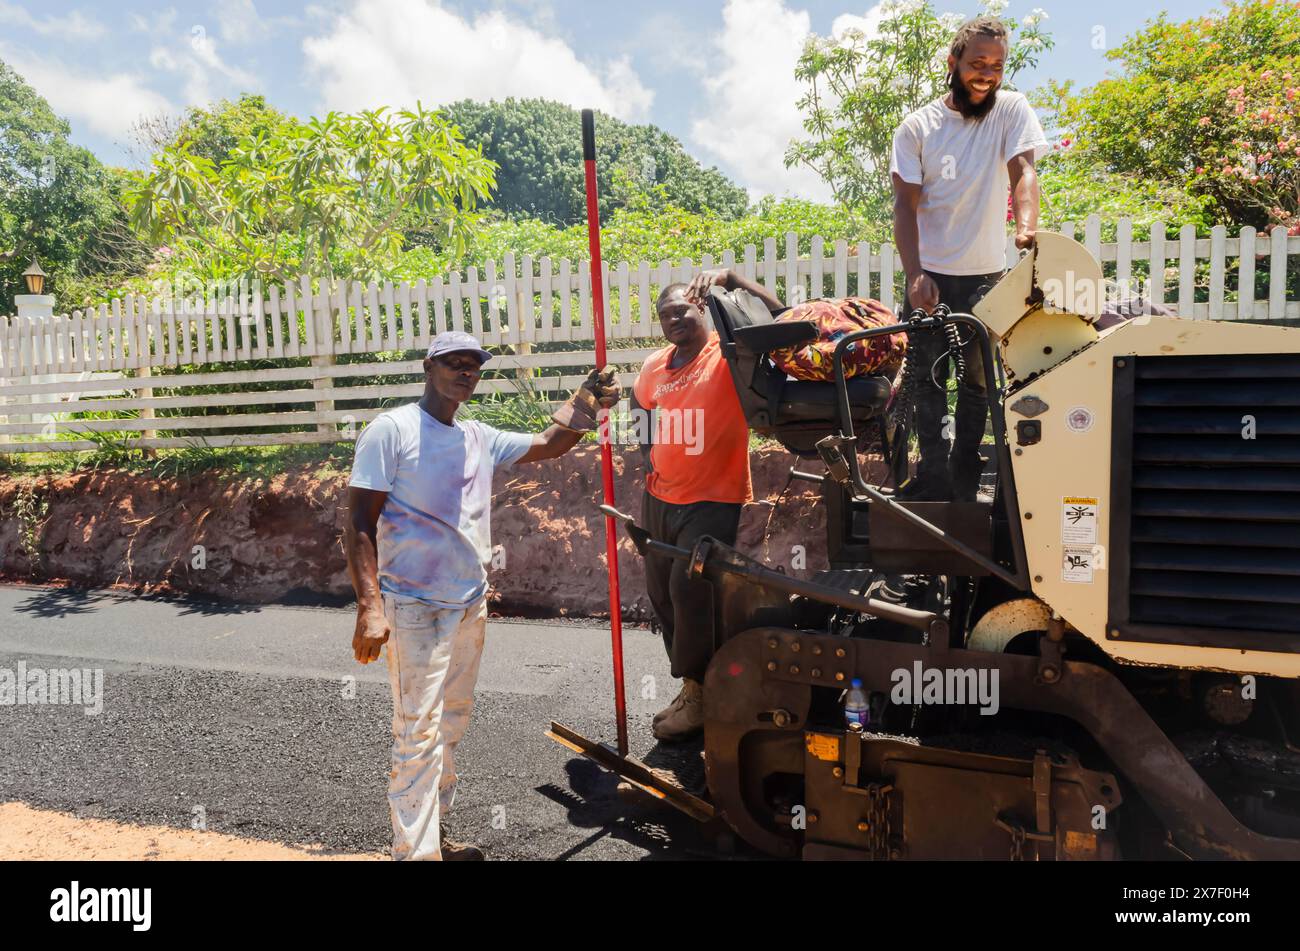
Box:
[0,447,849,618]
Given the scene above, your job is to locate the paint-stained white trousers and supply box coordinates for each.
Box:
[382,593,488,861]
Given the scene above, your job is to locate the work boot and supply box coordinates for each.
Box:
[896,453,952,501]
[652,679,703,742]
[949,453,988,503]
[441,840,485,861]
[895,471,952,502]
[652,683,687,726]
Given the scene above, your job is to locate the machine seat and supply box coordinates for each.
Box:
[706,286,893,457]
[779,377,892,421]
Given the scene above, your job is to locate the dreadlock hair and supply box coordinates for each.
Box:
[950,15,1009,60]
[946,15,1010,119]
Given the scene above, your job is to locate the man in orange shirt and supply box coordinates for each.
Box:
[630,268,784,741]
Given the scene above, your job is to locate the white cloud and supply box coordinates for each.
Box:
[688,0,827,202]
[301,0,654,121]
[139,23,260,107]
[831,6,887,42]
[130,7,179,36]
[3,48,174,141]
[690,0,889,203]
[122,7,261,108]
[215,0,267,45]
[211,0,297,45]
[0,2,106,41]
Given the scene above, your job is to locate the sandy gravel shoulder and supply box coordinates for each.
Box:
[0,802,384,861]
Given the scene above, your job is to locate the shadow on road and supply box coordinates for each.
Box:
[536,734,759,861]
[10,585,266,621]
[12,586,116,619]
[534,758,702,861]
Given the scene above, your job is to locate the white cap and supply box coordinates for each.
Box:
[426,331,491,364]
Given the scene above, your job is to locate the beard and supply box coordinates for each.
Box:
[949,71,998,119]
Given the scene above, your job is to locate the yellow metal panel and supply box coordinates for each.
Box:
[1010,315,1300,677]
[973,231,1104,338]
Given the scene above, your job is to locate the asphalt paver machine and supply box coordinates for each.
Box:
[571,232,1300,861]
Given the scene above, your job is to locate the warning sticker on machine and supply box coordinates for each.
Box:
[1062,547,1095,583]
[806,733,841,762]
[1061,497,1099,544]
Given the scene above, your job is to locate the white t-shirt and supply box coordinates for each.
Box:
[890,90,1050,276]
[348,402,533,609]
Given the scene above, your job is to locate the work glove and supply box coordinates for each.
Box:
[551,366,621,432]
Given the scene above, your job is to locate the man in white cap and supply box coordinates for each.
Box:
[344,331,618,861]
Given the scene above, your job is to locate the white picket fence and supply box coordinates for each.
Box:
[1,216,1297,454]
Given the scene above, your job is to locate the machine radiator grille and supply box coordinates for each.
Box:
[1118,353,1300,644]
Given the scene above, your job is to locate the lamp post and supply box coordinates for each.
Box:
[15,256,53,317]
[7,257,57,450]
[21,257,46,295]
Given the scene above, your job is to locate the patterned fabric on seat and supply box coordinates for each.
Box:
[769,297,907,382]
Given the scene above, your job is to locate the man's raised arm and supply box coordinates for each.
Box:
[685,268,785,312]
[516,366,622,464]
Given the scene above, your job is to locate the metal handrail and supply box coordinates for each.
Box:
[826,309,1030,591]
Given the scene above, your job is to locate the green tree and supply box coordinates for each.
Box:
[173,94,294,166]
[438,98,750,226]
[1047,0,1300,230]
[786,0,1054,215]
[402,191,880,281]
[127,105,498,285]
[0,59,143,308]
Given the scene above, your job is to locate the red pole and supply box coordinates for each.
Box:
[581,109,628,757]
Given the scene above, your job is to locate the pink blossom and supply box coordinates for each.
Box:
[1235,102,1246,115]
[1287,88,1299,101]
[1196,166,1206,174]
[1199,116,1212,126]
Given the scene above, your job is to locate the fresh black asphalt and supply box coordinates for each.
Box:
[0,583,740,861]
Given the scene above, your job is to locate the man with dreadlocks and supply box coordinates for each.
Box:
[890,15,1049,501]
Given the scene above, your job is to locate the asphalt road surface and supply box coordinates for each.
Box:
[0,583,738,861]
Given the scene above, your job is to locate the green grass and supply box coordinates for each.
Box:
[460,373,556,432]
[0,440,358,482]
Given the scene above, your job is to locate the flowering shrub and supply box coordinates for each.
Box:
[1047,0,1300,231]
[1200,73,1300,233]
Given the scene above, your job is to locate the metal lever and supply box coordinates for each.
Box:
[598,504,651,556]
[815,435,853,484]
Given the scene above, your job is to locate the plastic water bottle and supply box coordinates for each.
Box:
[844,678,870,729]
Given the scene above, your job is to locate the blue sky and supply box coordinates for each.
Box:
[1,0,1223,201]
